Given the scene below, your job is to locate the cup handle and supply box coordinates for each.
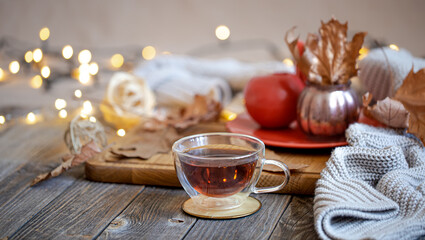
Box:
[253,159,290,194]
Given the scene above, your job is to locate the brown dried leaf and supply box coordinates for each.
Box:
[285,27,312,79]
[263,149,309,172]
[31,141,101,186]
[172,92,222,129]
[362,93,409,128]
[287,18,366,85]
[395,68,425,144]
[110,127,179,160]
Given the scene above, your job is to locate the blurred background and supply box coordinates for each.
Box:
[0,0,424,125]
[2,0,425,58]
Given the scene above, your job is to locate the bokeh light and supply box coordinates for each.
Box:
[78,49,92,64]
[74,89,82,98]
[58,109,68,119]
[117,129,126,137]
[142,46,156,60]
[282,58,294,67]
[9,61,20,74]
[55,99,67,110]
[389,44,400,51]
[89,62,99,75]
[0,68,4,81]
[111,54,124,68]
[33,48,43,63]
[39,27,50,41]
[30,75,43,89]
[25,51,33,63]
[62,45,73,59]
[41,66,51,78]
[215,25,230,40]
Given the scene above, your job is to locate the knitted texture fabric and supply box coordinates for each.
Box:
[314,123,425,240]
[358,47,425,100]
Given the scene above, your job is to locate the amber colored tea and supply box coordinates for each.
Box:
[180,145,258,198]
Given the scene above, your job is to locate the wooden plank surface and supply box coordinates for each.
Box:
[0,121,68,182]
[270,196,318,240]
[0,120,85,238]
[9,179,144,239]
[0,167,82,239]
[0,121,319,239]
[183,194,292,240]
[98,187,197,239]
[86,123,330,195]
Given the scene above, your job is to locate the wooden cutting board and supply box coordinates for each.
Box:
[85,122,330,195]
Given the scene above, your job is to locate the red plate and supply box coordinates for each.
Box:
[226,113,348,149]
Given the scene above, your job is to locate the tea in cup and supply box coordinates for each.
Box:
[173,133,290,211]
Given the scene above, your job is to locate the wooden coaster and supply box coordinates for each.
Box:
[182,196,262,219]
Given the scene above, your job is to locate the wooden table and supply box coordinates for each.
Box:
[0,119,320,239]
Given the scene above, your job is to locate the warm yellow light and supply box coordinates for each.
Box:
[26,112,36,124]
[0,115,5,125]
[221,110,237,121]
[81,100,93,115]
[9,61,20,74]
[89,116,96,123]
[215,25,230,40]
[162,51,171,55]
[142,46,156,60]
[25,51,33,63]
[58,109,67,119]
[358,47,369,60]
[78,49,92,64]
[33,48,43,63]
[89,62,99,75]
[62,45,73,59]
[79,73,90,85]
[110,54,124,68]
[55,98,67,110]
[283,58,294,67]
[78,64,90,84]
[117,129,126,137]
[389,44,400,51]
[41,66,51,78]
[30,75,43,89]
[0,68,4,81]
[74,89,82,98]
[39,27,50,41]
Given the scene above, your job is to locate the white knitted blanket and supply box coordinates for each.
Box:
[314,123,425,240]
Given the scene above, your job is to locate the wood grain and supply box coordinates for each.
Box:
[86,149,328,195]
[0,120,84,239]
[0,121,68,181]
[9,179,144,239]
[269,196,319,240]
[0,166,82,239]
[183,194,292,240]
[98,187,197,239]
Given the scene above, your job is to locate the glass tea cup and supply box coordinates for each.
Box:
[172,132,290,210]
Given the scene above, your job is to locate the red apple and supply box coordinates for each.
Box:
[244,73,304,128]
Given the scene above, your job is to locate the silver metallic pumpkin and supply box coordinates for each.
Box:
[296,82,360,136]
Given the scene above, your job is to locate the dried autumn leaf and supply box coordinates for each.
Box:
[306,19,366,84]
[110,127,179,159]
[31,141,101,186]
[285,27,313,80]
[172,92,222,129]
[362,93,409,128]
[286,18,366,85]
[395,68,425,144]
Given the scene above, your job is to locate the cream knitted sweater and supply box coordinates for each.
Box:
[314,123,425,240]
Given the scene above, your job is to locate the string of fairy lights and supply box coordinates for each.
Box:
[0,25,400,137]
